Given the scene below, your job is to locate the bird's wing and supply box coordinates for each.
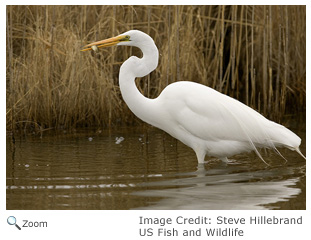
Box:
[162,82,275,146]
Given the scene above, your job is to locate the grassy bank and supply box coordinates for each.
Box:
[6,5,306,133]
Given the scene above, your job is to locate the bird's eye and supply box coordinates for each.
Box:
[122,35,130,41]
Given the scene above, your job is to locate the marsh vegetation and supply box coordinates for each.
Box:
[6,6,306,133]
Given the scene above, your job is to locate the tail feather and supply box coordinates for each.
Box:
[254,150,271,166]
[273,147,288,163]
[295,147,306,160]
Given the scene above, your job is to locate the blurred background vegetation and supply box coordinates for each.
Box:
[6,5,306,134]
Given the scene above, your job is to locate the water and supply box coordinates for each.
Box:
[6,126,306,210]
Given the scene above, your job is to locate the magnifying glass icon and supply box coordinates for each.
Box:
[7,216,21,230]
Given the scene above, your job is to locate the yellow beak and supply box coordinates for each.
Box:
[81,35,128,52]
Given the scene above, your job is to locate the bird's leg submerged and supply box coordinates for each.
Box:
[219,157,229,163]
[195,150,206,163]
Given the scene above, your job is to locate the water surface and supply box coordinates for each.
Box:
[6,126,306,210]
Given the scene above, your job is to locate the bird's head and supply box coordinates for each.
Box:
[81,30,154,52]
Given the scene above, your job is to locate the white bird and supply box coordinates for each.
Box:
[82,30,305,164]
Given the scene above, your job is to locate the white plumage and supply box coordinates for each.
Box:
[82,30,305,164]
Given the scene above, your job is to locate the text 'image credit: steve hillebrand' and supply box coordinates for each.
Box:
[138,215,303,237]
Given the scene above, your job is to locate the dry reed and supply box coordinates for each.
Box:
[6,6,306,133]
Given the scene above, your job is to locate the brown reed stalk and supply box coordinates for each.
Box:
[268,6,273,116]
[218,6,225,91]
[262,6,267,115]
[230,5,236,90]
[282,6,289,116]
[7,6,15,140]
[175,6,180,81]
[250,6,254,108]
[245,6,249,106]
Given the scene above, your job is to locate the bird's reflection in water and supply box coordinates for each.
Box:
[133,161,303,210]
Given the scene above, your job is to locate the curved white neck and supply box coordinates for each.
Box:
[118,43,159,125]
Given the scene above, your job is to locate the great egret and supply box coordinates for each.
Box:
[82,30,305,164]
